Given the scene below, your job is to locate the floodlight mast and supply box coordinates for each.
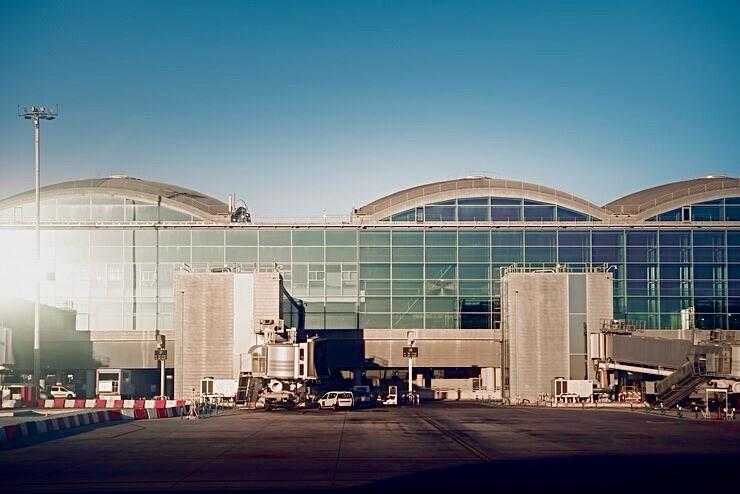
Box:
[18,105,58,399]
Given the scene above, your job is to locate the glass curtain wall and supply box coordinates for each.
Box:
[386,197,599,222]
[0,196,194,223]
[0,226,737,331]
[647,198,740,222]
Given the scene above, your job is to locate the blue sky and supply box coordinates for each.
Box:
[0,1,738,217]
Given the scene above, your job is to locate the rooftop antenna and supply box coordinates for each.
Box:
[17,105,58,399]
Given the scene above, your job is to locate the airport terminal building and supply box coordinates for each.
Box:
[0,175,738,397]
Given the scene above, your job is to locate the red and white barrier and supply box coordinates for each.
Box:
[0,406,187,444]
[36,399,187,409]
[0,400,23,409]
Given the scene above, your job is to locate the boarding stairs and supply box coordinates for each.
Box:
[236,373,262,409]
[655,360,710,408]
[655,351,731,408]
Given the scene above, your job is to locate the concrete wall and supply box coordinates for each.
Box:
[173,271,279,399]
[174,273,235,399]
[505,273,569,402]
[430,378,476,390]
[253,272,281,331]
[504,271,613,402]
[583,272,614,379]
[586,273,614,347]
[233,274,255,376]
[89,330,175,368]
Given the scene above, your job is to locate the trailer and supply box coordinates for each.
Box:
[552,378,594,403]
[200,377,238,404]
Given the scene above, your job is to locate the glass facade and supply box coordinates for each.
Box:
[385,197,599,222]
[0,196,196,223]
[1,191,738,332]
[647,198,740,222]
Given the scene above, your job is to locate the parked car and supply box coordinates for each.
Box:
[48,385,76,399]
[318,391,354,410]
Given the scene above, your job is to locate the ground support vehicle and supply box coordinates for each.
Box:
[261,389,299,411]
[318,391,354,410]
[382,385,398,406]
[49,385,76,399]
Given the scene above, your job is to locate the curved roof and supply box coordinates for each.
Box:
[605,176,740,217]
[353,176,610,221]
[0,176,230,221]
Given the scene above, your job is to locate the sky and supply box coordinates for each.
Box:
[0,1,738,218]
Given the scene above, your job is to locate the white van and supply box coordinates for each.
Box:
[318,391,354,410]
[49,385,76,399]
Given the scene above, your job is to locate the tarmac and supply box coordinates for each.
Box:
[0,401,738,493]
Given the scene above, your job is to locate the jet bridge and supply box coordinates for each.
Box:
[591,322,739,407]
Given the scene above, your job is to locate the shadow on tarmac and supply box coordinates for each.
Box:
[342,454,739,494]
[0,420,125,450]
[24,453,732,494]
[180,453,724,494]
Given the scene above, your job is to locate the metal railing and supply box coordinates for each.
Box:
[357,177,609,216]
[634,178,740,214]
[599,319,647,333]
[500,263,610,278]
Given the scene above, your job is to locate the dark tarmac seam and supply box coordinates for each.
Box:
[414,413,492,462]
[330,410,349,487]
